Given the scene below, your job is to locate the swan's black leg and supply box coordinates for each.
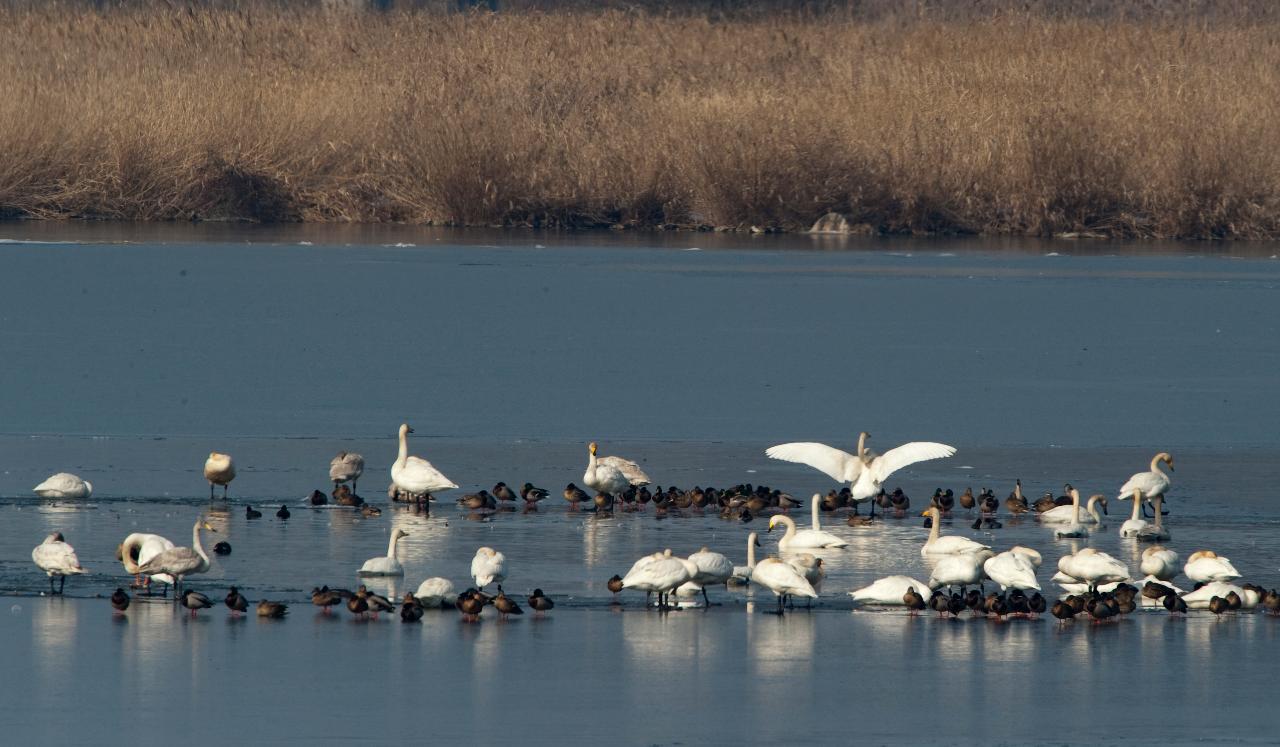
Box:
[59,576,66,595]
[701,586,710,607]
[209,483,215,500]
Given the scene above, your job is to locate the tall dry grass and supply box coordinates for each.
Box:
[1,3,1279,237]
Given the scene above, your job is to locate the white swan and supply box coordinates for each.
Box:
[136,517,216,598]
[204,452,236,499]
[1008,546,1043,568]
[622,550,692,608]
[920,506,990,556]
[1136,493,1171,541]
[1118,452,1173,501]
[31,532,86,594]
[929,551,991,591]
[685,547,734,605]
[786,553,824,596]
[1140,546,1179,581]
[1052,574,1125,596]
[1181,581,1258,610]
[730,532,761,584]
[391,424,458,499]
[1041,489,1106,527]
[1183,550,1241,583]
[583,442,651,497]
[118,533,177,588]
[751,557,817,614]
[415,577,456,608]
[1056,548,1129,592]
[330,451,365,493]
[358,529,408,576]
[766,432,956,512]
[33,473,92,499]
[848,575,934,606]
[1119,487,1150,538]
[983,549,1042,591]
[768,512,848,551]
[471,546,507,590]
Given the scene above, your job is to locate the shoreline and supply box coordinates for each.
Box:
[3,7,1279,240]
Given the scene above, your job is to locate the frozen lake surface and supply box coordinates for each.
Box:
[1,225,1278,744]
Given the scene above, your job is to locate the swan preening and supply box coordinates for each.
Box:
[765,432,956,515]
[136,517,216,599]
[751,557,817,614]
[621,550,694,609]
[1043,489,1106,538]
[1056,549,1129,593]
[391,424,458,501]
[204,452,236,499]
[33,473,92,499]
[1118,452,1173,503]
[471,547,507,591]
[358,529,408,576]
[31,532,86,594]
[330,451,365,494]
[1183,550,1241,583]
[849,576,934,606]
[118,533,177,591]
[983,548,1042,591]
[583,442,651,497]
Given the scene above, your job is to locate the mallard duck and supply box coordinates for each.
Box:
[890,488,910,515]
[1164,593,1188,614]
[903,586,926,614]
[359,585,393,618]
[333,484,363,506]
[1261,589,1280,616]
[520,483,549,505]
[456,589,485,621]
[1208,596,1230,616]
[528,589,554,615]
[346,593,369,619]
[308,489,328,506]
[1051,600,1075,623]
[563,483,590,506]
[1033,493,1057,512]
[312,586,343,613]
[958,487,975,512]
[111,588,130,613]
[458,491,497,510]
[257,600,289,618]
[360,505,382,518]
[400,593,424,623]
[225,586,248,616]
[180,589,213,617]
[607,574,624,597]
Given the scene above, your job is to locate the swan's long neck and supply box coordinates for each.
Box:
[856,432,869,465]
[928,509,940,544]
[781,516,797,541]
[120,539,139,574]
[1086,497,1102,523]
[396,429,410,470]
[811,497,821,531]
[746,533,757,569]
[1149,454,1164,474]
[387,532,401,559]
[1129,489,1143,522]
[191,521,210,570]
[586,449,597,479]
[1071,492,1081,525]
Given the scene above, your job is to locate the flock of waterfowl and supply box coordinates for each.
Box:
[22,427,1280,624]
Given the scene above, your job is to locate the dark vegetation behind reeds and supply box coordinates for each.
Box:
[2,1,1279,237]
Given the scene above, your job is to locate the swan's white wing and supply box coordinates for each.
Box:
[870,442,956,483]
[764,443,861,483]
[598,456,651,486]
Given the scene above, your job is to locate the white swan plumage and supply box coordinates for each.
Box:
[983,549,1042,591]
[768,511,848,550]
[118,532,177,587]
[1041,489,1106,530]
[1183,550,1241,583]
[1119,487,1150,538]
[358,529,408,576]
[1056,548,1129,591]
[730,532,761,584]
[765,432,955,507]
[1139,546,1179,581]
[33,473,92,499]
[929,551,991,591]
[583,442,651,497]
[391,424,458,498]
[1181,581,1258,610]
[920,506,990,557]
[414,577,456,608]
[848,575,935,606]
[622,550,692,606]
[1118,452,1173,501]
[329,451,365,492]
[752,557,818,613]
[685,547,734,602]
[135,517,216,597]
[471,546,507,590]
[31,532,86,594]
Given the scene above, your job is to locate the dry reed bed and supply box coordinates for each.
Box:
[1,6,1279,237]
